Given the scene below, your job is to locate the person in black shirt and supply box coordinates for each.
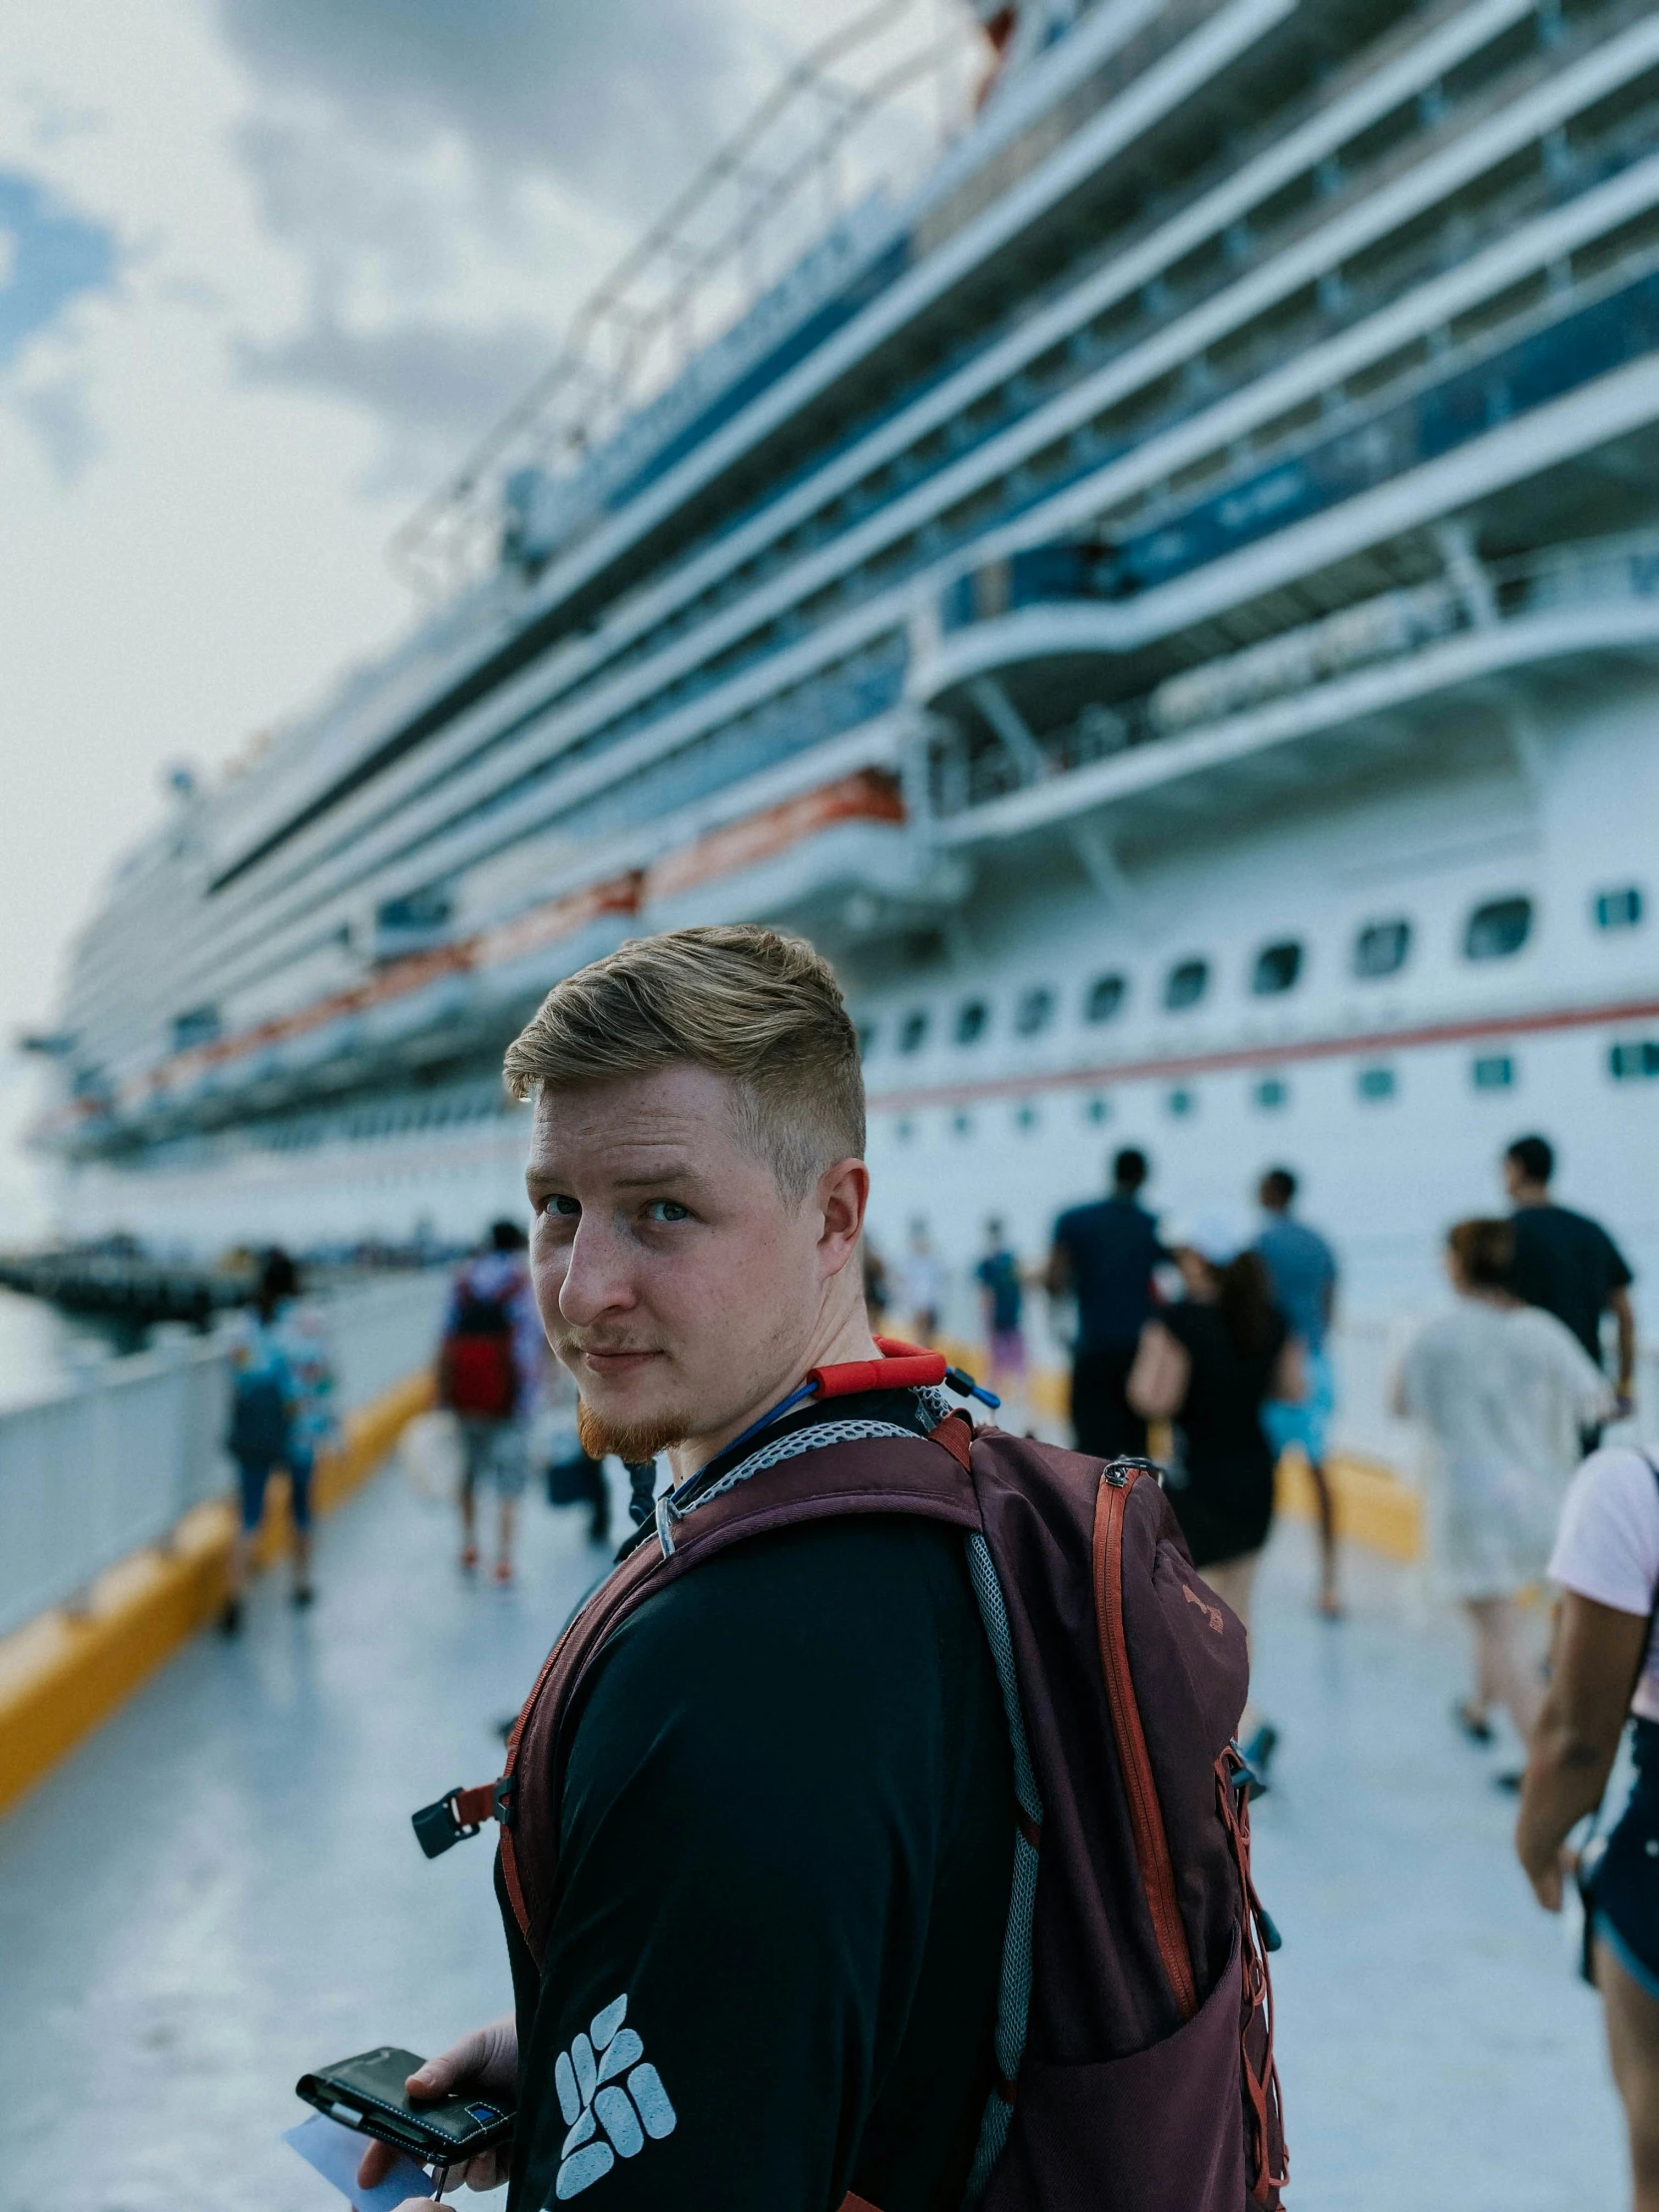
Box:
[358,927,1011,2212]
[1045,1147,1167,1458]
[1126,1219,1302,1774]
[1502,1134,1636,1424]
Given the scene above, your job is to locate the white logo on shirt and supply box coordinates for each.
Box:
[551,1992,677,2199]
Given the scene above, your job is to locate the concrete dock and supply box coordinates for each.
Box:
[0,1456,1628,2211]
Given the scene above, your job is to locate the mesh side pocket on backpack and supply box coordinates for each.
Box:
[964,1533,1044,2205]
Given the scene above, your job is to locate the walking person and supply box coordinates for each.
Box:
[1046,1147,1166,1459]
[1126,1219,1302,1774]
[437,1220,542,1585]
[898,1216,944,1347]
[1502,1133,1638,1435]
[974,1216,1026,1411]
[1517,1440,1659,2210]
[1255,1167,1343,1617]
[1395,1218,1613,1775]
[221,1248,335,1633]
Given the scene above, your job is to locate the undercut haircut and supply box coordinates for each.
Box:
[503,924,864,1204]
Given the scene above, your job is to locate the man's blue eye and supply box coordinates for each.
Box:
[652,1201,690,1223]
[545,1195,579,1217]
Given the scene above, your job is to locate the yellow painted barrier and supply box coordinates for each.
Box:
[0,1369,434,1821]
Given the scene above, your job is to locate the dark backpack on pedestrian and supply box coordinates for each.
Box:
[438,1281,518,1418]
[423,1399,1286,2209]
[227,1368,290,1466]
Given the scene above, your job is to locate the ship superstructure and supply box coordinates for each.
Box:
[34,0,1659,1309]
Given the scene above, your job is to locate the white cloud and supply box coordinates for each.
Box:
[0,0,890,1239]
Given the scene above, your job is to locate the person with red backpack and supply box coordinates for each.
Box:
[363,927,1284,2212]
[438,1220,541,1584]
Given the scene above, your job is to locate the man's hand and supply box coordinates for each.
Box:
[356,2016,518,2198]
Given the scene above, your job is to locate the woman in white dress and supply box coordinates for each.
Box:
[1395,1218,1613,1760]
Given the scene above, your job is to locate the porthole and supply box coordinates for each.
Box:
[1353,918,1411,979]
[1167,1087,1196,1117]
[1464,895,1532,961]
[1251,941,1304,995]
[1254,1076,1289,1110]
[955,999,989,1045]
[1595,886,1644,931]
[896,1117,916,1143]
[1014,985,1056,1037]
[1084,1095,1111,1124]
[1164,957,1210,1011]
[897,1009,929,1053]
[1085,972,1127,1024]
[952,1110,974,1137]
[1609,1040,1659,1081]
[1357,1064,1396,1101]
[1014,1101,1040,1132]
[1472,1054,1514,1090]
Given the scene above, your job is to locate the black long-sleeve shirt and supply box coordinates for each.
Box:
[498,1507,1013,2211]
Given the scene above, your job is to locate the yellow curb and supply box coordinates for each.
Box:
[0,1368,435,1821]
[1276,1445,1423,1563]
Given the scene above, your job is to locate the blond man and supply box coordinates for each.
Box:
[364,927,1010,2212]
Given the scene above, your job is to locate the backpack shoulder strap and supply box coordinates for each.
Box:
[498,1415,981,1963]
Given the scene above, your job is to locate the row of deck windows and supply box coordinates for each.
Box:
[865,888,1644,1060]
[883,1038,1659,1140]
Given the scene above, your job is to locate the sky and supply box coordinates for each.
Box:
[0,0,882,1238]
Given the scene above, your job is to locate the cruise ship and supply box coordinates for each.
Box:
[31,0,1659,1314]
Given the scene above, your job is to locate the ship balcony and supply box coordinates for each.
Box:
[918,524,1659,868]
[639,768,964,940]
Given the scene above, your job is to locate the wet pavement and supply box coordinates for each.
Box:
[0,1455,1628,2211]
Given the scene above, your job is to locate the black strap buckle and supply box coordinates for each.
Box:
[410,1778,512,1860]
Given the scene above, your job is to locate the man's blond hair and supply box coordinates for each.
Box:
[503,925,864,1202]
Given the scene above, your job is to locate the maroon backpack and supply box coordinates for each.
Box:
[424,1401,1287,2210]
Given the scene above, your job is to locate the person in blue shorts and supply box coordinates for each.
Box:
[1255,1168,1342,1617]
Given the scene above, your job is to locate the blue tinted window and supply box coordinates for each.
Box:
[897,1009,929,1053]
[1254,1076,1289,1110]
[1609,1040,1659,1081]
[1167,1086,1196,1117]
[1014,986,1055,1036]
[1354,917,1411,978]
[955,999,988,1044]
[1164,958,1209,1010]
[1595,886,1643,931]
[1464,896,1532,960]
[1086,973,1127,1023]
[1357,1065,1396,1101]
[1251,941,1303,995]
[1472,1054,1514,1090]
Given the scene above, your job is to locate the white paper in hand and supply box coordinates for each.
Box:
[284,2111,436,2211]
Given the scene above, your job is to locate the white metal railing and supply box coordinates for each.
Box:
[0,1273,451,1643]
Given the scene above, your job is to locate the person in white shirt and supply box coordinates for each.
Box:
[898,1217,945,1348]
[1519,1444,1659,2212]
[1395,1217,1612,1761]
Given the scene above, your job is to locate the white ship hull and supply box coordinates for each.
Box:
[32,0,1659,1340]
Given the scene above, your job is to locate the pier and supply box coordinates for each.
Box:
[0,1460,1628,2212]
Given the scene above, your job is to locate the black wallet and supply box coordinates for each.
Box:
[296,2045,515,2165]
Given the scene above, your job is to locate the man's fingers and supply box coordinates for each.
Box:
[406,2026,486,2099]
[357,2139,398,2189]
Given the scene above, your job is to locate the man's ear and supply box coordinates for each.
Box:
[817,1157,869,1276]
